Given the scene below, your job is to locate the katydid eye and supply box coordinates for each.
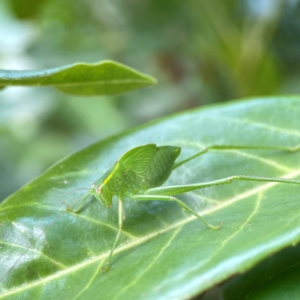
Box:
[96,185,101,194]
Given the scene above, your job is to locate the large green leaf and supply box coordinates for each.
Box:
[1,97,300,299]
[0,60,156,95]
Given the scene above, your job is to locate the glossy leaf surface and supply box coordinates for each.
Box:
[0,60,156,95]
[1,97,300,299]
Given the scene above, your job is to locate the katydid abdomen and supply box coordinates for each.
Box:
[138,146,180,190]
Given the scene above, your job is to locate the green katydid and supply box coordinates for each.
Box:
[68,143,300,271]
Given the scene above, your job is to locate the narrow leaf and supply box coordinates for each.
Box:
[0,60,157,95]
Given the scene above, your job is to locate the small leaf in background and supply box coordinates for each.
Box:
[7,0,46,19]
[0,60,157,96]
[1,97,300,299]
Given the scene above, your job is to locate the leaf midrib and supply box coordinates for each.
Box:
[0,79,152,88]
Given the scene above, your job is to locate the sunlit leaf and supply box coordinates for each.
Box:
[1,97,300,299]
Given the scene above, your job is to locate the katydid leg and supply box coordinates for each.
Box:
[131,194,219,229]
[65,193,91,213]
[146,175,300,196]
[174,144,300,169]
[102,197,124,271]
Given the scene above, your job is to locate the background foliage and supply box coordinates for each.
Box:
[1,0,300,201]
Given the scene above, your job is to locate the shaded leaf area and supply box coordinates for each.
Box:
[1,98,300,299]
[248,264,300,299]
[0,60,156,95]
[222,244,300,299]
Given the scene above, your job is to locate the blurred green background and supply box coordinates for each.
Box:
[1,0,300,201]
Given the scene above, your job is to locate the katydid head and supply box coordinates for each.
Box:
[91,181,113,208]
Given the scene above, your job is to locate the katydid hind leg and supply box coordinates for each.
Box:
[146,175,300,198]
[131,194,220,229]
[174,144,300,169]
